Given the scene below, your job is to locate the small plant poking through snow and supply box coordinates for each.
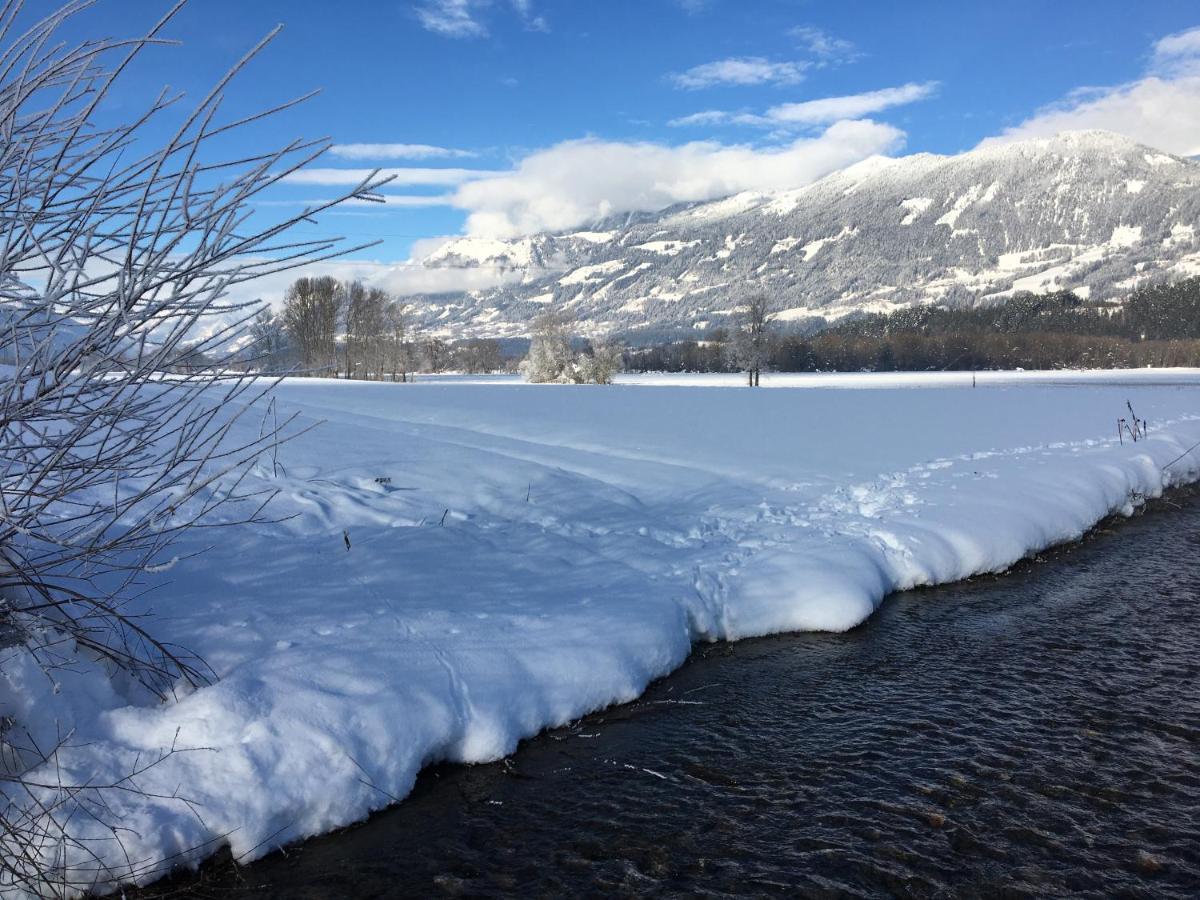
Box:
[1118,401,1148,444]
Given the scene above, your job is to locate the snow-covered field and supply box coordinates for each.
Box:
[9,369,1200,893]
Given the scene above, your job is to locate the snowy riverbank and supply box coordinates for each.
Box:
[6,370,1200,894]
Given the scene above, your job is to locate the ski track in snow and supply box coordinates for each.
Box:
[6,369,1200,895]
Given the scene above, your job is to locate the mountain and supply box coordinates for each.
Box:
[402,132,1200,340]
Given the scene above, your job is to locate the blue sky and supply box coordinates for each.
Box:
[52,0,1200,297]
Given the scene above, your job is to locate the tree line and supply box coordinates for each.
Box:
[628,278,1200,374]
[247,276,510,378]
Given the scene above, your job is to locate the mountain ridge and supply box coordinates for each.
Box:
[402,131,1200,340]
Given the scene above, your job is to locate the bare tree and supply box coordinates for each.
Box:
[423,336,448,374]
[344,281,390,380]
[729,294,772,386]
[0,2,388,893]
[281,276,344,376]
[249,307,292,372]
[382,300,411,382]
[456,338,503,374]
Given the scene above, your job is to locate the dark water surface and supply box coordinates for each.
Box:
[155,492,1200,899]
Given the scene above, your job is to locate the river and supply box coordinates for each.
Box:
[148,490,1200,899]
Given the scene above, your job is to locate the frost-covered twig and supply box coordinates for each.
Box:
[0,0,390,892]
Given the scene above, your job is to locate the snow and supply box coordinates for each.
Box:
[635,239,699,256]
[425,236,536,268]
[10,370,1200,895]
[1109,224,1143,248]
[1144,152,1178,167]
[800,225,857,259]
[557,259,626,286]
[567,231,615,244]
[1165,223,1196,247]
[935,184,987,229]
[899,197,933,224]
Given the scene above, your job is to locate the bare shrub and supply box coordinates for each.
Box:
[0,1,387,893]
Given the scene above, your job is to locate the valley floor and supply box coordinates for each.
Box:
[8,369,1200,894]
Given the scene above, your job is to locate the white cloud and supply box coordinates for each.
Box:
[669,82,938,129]
[1152,26,1200,76]
[413,0,547,38]
[220,254,526,314]
[330,143,477,160]
[671,57,809,89]
[764,82,939,125]
[450,120,905,238]
[981,27,1200,156]
[414,0,485,38]
[282,167,500,187]
[667,110,739,127]
[791,26,859,64]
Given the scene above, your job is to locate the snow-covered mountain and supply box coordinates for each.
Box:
[403,132,1200,339]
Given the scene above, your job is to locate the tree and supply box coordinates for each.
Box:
[0,3,387,892]
[281,276,344,376]
[729,294,772,386]
[457,338,504,374]
[423,336,448,373]
[249,307,292,372]
[383,300,411,382]
[344,280,389,379]
[579,339,623,384]
[519,311,622,384]
[520,310,577,383]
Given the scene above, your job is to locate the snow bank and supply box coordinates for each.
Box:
[7,370,1200,894]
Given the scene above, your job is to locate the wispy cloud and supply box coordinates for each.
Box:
[791,26,860,64]
[413,0,547,38]
[671,57,809,89]
[414,0,485,38]
[669,81,939,128]
[282,167,500,187]
[509,0,549,31]
[330,143,477,161]
[764,82,939,125]
[980,27,1200,156]
[1151,26,1200,77]
[667,110,738,127]
[257,194,457,208]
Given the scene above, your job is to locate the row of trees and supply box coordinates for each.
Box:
[250,277,510,379]
[253,278,1200,382]
[629,279,1200,374]
[261,276,412,380]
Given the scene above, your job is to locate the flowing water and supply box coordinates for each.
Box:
[153,491,1200,899]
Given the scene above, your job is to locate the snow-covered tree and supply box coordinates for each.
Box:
[579,340,623,385]
[520,310,577,382]
[520,311,623,384]
[729,294,772,386]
